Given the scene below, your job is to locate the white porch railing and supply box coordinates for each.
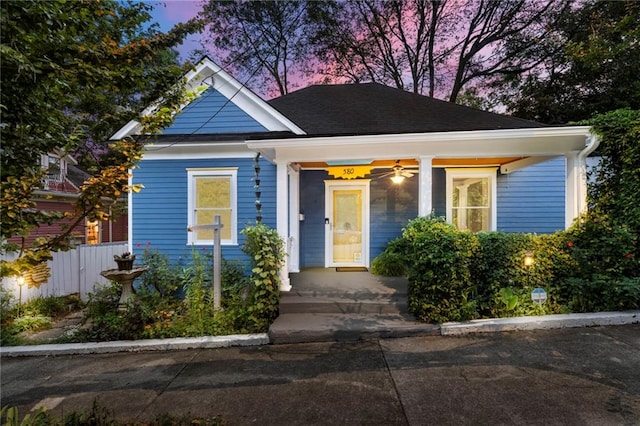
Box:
[1,242,128,303]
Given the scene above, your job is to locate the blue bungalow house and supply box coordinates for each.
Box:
[112,57,597,290]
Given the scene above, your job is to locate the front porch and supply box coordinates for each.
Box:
[250,127,597,291]
[268,268,439,343]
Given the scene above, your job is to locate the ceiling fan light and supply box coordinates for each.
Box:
[391,173,405,184]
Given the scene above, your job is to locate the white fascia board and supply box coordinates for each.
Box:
[248,126,592,162]
[110,57,305,141]
[141,141,254,161]
[500,156,556,174]
[198,58,305,135]
[111,121,141,140]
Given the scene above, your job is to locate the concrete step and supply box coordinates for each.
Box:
[279,291,408,315]
[279,296,408,315]
[268,313,440,344]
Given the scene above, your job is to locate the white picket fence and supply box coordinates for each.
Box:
[1,242,128,303]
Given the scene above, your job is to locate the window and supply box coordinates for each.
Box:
[187,168,237,245]
[47,155,61,176]
[446,168,497,232]
[86,220,100,244]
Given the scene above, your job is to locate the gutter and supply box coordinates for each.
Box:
[576,133,600,217]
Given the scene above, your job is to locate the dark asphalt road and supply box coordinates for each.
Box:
[2,325,639,425]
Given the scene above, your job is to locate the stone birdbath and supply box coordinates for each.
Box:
[100,266,148,310]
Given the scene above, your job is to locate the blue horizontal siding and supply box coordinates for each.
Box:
[299,171,327,267]
[132,157,276,267]
[497,157,565,233]
[162,88,268,135]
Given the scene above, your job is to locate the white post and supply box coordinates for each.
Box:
[418,156,434,216]
[565,152,580,229]
[288,164,300,273]
[187,218,224,309]
[276,160,292,291]
[213,215,222,309]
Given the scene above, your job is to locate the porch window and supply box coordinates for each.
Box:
[446,168,497,232]
[187,168,237,245]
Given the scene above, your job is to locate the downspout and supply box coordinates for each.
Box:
[576,133,600,219]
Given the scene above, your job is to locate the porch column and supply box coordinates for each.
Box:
[276,160,292,291]
[565,151,580,229]
[288,164,300,273]
[418,156,434,216]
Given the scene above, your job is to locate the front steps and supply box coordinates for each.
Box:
[278,291,408,315]
[269,282,438,344]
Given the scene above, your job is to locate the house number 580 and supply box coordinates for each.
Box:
[343,168,354,175]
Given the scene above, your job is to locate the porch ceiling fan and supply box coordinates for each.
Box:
[379,160,416,183]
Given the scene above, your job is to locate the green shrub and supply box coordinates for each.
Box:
[221,259,250,304]
[69,282,146,342]
[564,213,639,279]
[562,276,640,313]
[12,314,52,332]
[371,238,409,276]
[390,211,639,323]
[0,285,14,324]
[241,223,285,332]
[472,232,533,316]
[181,248,217,336]
[404,217,480,323]
[1,293,85,346]
[472,232,571,317]
[1,402,225,425]
[138,247,182,298]
[555,213,640,311]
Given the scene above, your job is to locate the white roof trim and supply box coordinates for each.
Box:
[247,126,593,162]
[110,57,305,140]
[141,140,254,161]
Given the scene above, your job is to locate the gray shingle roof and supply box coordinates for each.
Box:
[268,83,544,136]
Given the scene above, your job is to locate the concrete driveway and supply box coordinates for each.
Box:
[2,325,639,425]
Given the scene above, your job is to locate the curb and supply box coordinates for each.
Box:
[0,333,269,357]
[441,311,640,335]
[2,311,639,356]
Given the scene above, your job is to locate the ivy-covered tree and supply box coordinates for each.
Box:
[0,0,202,279]
[585,109,640,251]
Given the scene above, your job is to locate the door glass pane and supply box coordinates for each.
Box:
[333,190,362,264]
[452,177,490,232]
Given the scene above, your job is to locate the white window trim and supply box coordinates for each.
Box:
[187,168,238,245]
[445,167,497,232]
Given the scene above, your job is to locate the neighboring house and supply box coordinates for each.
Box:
[7,152,127,247]
[113,57,597,290]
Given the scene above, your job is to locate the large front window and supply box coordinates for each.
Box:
[446,168,497,232]
[187,168,237,245]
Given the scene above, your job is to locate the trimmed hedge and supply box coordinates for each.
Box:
[373,216,640,323]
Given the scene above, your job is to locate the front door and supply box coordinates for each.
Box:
[325,180,370,267]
